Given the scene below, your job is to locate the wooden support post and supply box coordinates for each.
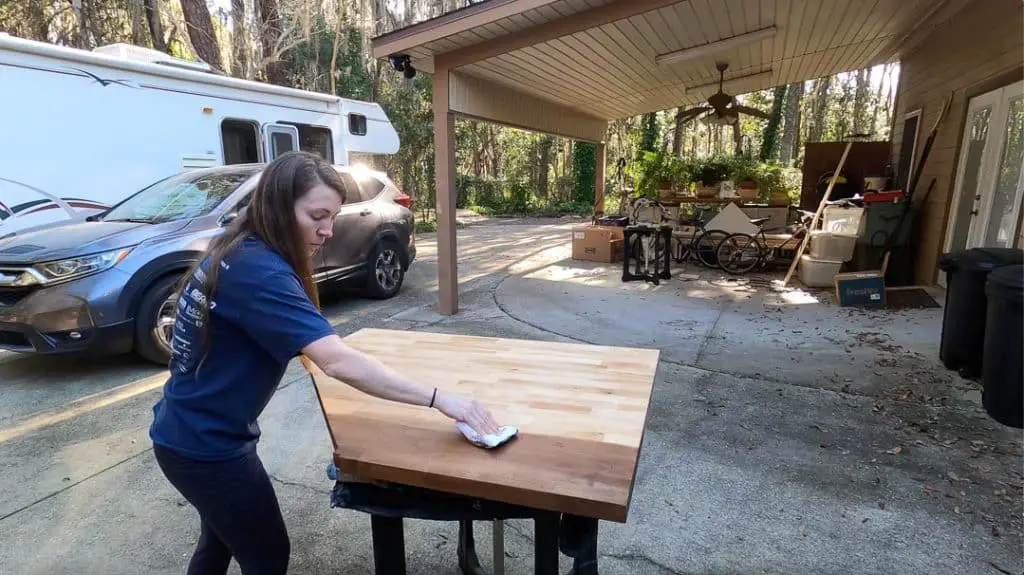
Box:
[594,142,606,217]
[433,67,458,315]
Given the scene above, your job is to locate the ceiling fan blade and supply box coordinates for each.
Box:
[677,106,712,122]
[732,105,771,120]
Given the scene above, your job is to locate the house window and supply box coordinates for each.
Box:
[896,110,921,191]
[349,113,367,136]
[221,119,260,164]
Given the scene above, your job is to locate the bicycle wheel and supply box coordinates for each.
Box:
[716,233,763,275]
[694,229,728,268]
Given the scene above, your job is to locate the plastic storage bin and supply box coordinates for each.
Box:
[809,231,858,262]
[982,264,1023,428]
[798,254,844,288]
[936,247,1024,378]
[821,205,865,236]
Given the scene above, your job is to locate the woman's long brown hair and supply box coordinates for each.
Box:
[175,151,346,369]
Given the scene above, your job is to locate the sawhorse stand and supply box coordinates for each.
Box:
[622,224,672,285]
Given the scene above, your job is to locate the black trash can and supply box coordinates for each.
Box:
[937,247,1024,378]
[982,264,1023,428]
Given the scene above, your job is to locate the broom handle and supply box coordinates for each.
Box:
[782,140,854,286]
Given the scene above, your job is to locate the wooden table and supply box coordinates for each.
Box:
[309,328,660,573]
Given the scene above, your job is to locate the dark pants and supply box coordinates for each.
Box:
[153,444,290,575]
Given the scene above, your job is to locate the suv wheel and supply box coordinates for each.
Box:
[135,274,181,365]
[365,240,404,299]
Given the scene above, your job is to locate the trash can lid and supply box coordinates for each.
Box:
[938,247,1024,272]
[986,264,1024,299]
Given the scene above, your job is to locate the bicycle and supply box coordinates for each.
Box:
[671,207,730,269]
[714,209,816,275]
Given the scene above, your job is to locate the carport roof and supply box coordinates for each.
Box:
[372,0,969,121]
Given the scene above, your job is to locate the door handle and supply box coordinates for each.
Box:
[970,210,979,216]
[360,209,372,216]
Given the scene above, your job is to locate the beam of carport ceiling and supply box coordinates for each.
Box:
[373,0,944,121]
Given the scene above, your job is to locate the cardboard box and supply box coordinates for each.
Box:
[834,271,885,306]
[572,225,624,263]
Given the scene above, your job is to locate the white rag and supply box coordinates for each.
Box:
[455,421,518,449]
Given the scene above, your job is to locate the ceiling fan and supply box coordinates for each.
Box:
[676,62,771,126]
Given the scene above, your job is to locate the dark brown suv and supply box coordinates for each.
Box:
[0,163,416,365]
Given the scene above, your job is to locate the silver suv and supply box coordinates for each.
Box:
[0,163,416,364]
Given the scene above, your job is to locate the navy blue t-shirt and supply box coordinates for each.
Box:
[149,236,336,461]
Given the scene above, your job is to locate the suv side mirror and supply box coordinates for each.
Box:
[218,212,238,227]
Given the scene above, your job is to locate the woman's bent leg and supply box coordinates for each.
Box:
[154,445,290,575]
[187,518,232,574]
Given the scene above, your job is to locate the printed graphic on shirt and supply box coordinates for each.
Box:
[170,266,217,375]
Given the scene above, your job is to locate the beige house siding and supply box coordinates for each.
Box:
[889,0,1023,284]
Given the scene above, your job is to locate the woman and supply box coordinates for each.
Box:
[149,151,501,575]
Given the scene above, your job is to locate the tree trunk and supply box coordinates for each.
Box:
[732,120,742,156]
[852,68,870,134]
[809,76,831,142]
[259,0,289,85]
[231,0,250,78]
[779,81,804,166]
[792,104,802,165]
[127,0,149,46]
[877,63,895,137]
[538,135,554,199]
[672,107,685,157]
[70,0,91,49]
[181,0,223,71]
[759,85,787,161]
[640,112,658,154]
[489,126,501,177]
[143,0,168,53]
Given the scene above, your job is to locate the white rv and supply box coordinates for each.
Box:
[0,33,400,235]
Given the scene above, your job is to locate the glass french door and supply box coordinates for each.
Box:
[941,80,1024,285]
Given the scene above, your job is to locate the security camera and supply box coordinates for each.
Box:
[388,54,411,72]
[388,54,416,79]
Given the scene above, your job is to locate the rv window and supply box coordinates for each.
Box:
[282,123,334,162]
[349,114,367,136]
[222,119,260,164]
[270,132,295,156]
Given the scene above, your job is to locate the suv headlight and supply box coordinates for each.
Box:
[32,248,133,284]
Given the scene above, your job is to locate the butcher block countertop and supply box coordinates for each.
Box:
[307,328,660,523]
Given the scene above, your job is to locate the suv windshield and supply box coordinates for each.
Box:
[102,167,258,224]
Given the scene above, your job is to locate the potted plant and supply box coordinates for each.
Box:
[694,158,731,198]
[757,163,794,206]
[730,158,760,203]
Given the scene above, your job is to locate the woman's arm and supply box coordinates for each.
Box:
[301,333,501,435]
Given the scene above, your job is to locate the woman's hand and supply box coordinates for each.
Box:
[433,390,502,436]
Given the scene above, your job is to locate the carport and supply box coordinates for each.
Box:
[370,0,966,315]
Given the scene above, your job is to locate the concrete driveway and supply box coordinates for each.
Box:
[0,218,1020,575]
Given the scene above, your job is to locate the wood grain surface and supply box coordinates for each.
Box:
[308,328,660,522]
